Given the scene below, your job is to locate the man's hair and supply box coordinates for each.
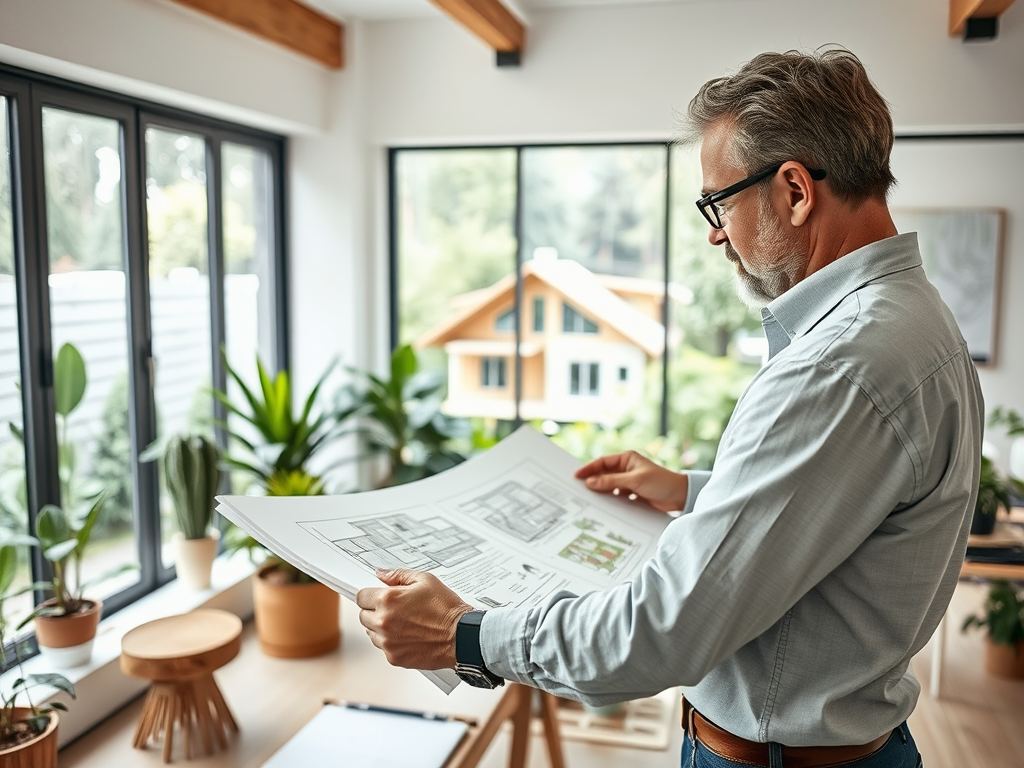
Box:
[681,47,896,203]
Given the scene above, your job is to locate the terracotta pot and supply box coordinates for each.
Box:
[0,708,58,768]
[984,638,1024,678]
[253,564,340,658]
[173,530,220,590]
[33,599,102,668]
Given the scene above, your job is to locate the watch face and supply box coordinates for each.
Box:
[456,664,501,689]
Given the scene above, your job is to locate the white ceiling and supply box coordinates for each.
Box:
[303,0,709,22]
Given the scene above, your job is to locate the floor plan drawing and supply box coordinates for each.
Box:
[560,533,626,573]
[457,477,589,542]
[325,513,485,572]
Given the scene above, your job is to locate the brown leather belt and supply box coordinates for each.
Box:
[681,698,892,768]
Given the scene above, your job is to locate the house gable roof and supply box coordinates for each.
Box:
[415,259,670,356]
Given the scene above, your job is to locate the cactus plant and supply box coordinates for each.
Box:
[162,434,221,540]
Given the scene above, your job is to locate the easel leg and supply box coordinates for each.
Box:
[508,685,532,768]
[539,693,566,768]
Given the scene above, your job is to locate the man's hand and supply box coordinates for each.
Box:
[575,451,689,514]
[356,569,473,670]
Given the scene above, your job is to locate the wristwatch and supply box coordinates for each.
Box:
[455,610,504,689]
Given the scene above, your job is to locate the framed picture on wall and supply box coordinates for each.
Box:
[891,208,1004,365]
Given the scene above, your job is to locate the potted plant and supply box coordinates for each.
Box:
[0,528,75,767]
[336,344,470,488]
[971,456,1012,536]
[962,579,1024,678]
[214,353,343,658]
[22,496,133,668]
[143,434,222,590]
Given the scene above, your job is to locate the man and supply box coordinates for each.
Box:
[357,48,982,768]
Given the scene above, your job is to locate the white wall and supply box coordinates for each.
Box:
[1,0,1022,462]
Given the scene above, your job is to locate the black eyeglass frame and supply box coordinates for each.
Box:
[696,162,827,229]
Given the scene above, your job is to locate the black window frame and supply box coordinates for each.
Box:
[0,63,288,645]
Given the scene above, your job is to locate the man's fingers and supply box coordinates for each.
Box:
[356,586,384,610]
[376,567,421,586]
[575,452,632,479]
[583,472,634,494]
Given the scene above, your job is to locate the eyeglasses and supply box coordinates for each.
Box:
[696,163,827,229]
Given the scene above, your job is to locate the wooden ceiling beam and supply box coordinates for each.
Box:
[166,0,343,69]
[949,0,1017,35]
[429,0,525,54]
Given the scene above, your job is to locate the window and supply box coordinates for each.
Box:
[532,297,544,332]
[391,143,762,457]
[562,303,598,334]
[494,309,515,332]
[0,67,286,649]
[569,363,599,396]
[481,357,506,388]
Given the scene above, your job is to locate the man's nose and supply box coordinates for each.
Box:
[708,226,728,247]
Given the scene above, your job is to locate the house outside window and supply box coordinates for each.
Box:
[569,362,599,396]
[482,356,507,388]
[563,303,598,334]
[533,296,544,332]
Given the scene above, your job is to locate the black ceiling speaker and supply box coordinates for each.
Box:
[964,16,998,41]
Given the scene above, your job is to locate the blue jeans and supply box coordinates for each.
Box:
[681,723,923,768]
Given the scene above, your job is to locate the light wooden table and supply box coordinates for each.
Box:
[929,516,1024,699]
[64,597,564,768]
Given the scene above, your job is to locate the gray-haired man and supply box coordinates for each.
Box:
[358,48,982,768]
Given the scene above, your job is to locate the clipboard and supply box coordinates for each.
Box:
[260,702,469,768]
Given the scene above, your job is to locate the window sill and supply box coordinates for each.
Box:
[1,553,258,749]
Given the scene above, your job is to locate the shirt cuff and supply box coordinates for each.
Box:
[479,606,535,685]
[682,470,712,515]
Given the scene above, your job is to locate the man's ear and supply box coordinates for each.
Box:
[778,161,816,227]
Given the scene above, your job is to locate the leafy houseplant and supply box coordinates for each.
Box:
[962,579,1024,678]
[213,353,342,657]
[143,434,222,590]
[337,344,470,488]
[0,529,75,765]
[972,456,1012,536]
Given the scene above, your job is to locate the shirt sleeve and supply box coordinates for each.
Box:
[479,356,916,705]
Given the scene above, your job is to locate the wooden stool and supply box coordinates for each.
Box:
[121,609,243,763]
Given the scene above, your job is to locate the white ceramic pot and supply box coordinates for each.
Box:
[173,529,220,590]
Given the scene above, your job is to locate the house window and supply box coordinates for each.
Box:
[0,68,286,646]
[562,303,598,334]
[570,363,600,396]
[533,297,544,332]
[618,366,628,382]
[495,309,515,332]
[482,357,507,388]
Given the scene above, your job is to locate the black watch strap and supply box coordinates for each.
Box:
[455,610,504,688]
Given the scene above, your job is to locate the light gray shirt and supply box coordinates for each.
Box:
[481,233,983,746]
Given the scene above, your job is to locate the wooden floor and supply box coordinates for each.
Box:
[60,580,1023,768]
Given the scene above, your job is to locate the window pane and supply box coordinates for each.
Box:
[42,107,139,598]
[521,146,666,431]
[668,144,760,470]
[0,96,34,630]
[395,149,517,432]
[222,143,276,492]
[146,127,213,566]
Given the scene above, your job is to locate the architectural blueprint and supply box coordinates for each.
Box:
[216,425,674,692]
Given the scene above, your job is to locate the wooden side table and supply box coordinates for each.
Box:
[121,609,243,763]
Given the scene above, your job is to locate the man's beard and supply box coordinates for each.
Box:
[727,209,807,308]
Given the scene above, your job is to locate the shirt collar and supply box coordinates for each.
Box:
[760,233,922,360]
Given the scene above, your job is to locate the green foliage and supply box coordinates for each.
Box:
[337,344,470,487]
[963,580,1024,647]
[158,434,220,540]
[976,456,1012,520]
[989,406,1024,438]
[213,352,341,490]
[214,353,343,583]
[27,497,132,619]
[0,529,76,748]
